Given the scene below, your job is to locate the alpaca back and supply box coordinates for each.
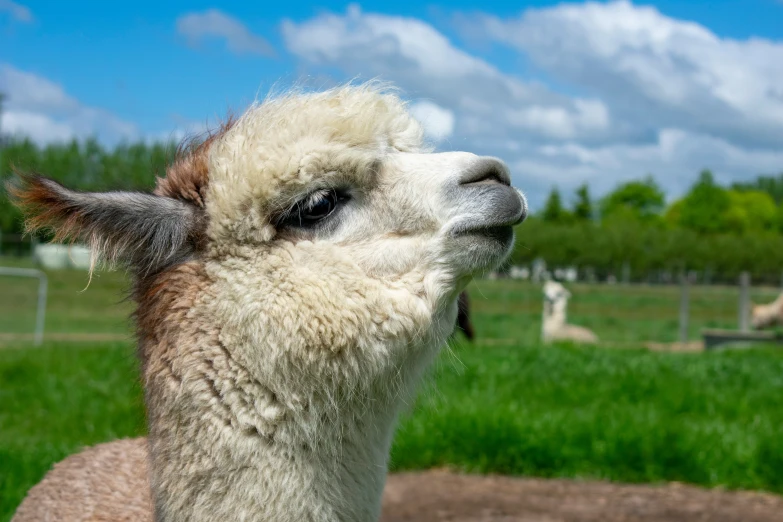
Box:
[12,438,152,522]
[752,293,783,329]
[548,323,599,344]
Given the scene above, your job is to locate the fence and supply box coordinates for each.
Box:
[477,266,783,347]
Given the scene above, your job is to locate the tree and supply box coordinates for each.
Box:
[572,183,593,221]
[0,136,176,235]
[541,187,570,223]
[600,175,665,223]
[724,190,778,234]
[676,170,731,234]
[732,173,783,205]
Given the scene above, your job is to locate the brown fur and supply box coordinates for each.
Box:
[12,438,153,522]
[153,118,236,207]
[133,262,209,372]
[7,174,90,244]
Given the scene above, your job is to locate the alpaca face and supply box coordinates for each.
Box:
[195,86,526,396]
[543,280,571,304]
[204,89,526,293]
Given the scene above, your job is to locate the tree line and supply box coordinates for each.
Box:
[0,137,176,234]
[2,137,783,283]
[512,171,783,284]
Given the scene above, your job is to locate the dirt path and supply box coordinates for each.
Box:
[381,471,783,522]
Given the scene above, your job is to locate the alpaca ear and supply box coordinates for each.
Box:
[8,174,204,275]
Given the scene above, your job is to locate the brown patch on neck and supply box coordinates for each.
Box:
[134,262,209,371]
[154,116,237,207]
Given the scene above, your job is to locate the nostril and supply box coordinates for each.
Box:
[459,159,511,187]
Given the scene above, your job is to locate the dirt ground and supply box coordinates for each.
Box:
[381,470,783,522]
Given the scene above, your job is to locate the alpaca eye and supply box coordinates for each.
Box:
[303,192,336,221]
[281,189,348,228]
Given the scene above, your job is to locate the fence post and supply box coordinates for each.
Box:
[679,272,690,344]
[739,271,751,332]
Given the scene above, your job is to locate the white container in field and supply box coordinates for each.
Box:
[68,245,92,270]
[34,243,70,270]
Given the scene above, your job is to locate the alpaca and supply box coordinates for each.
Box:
[751,293,783,329]
[541,280,598,344]
[9,83,527,522]
[455,291,475,341]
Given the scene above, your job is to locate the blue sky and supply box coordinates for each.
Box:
[2,0,783,208]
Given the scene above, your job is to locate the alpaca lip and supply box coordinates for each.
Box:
[451,219,520,242]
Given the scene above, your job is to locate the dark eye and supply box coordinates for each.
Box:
[304,191,336,220]
[281,189,347,228]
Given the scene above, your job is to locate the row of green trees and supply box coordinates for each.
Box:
[540,171,783,235]
[515,171,783,283]
[0,137,176,233]
[1,137,783,282]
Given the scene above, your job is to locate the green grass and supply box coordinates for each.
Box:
[0,342,145,522]
[392,342,783,493]
[468,279,783,344]
[2,259,783,520]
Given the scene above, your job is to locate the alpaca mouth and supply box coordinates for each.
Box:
[456,224,515,243]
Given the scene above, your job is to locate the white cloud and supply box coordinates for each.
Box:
[281,3,783,208]
[177,9,274,57]
[409,101,455,141]
[2,111,73,143]
[477,0,783,148]
[507,100,609,140]
[524,129,783,202]
[0,64,138,144]
[281,4,609,147]
[0,0,32,23]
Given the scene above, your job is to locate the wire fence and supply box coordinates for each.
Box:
[472,267,783,347]
[2,248,783,349]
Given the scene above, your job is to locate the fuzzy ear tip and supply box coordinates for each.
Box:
[8,173,64,203]
[7,171,46,196]
[5,173,75,239]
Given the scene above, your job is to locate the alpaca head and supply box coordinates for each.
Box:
[543,280,570,305]
[10,84,527,426]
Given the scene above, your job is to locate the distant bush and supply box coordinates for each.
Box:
[1,137,176,234]
[511,217,783,285]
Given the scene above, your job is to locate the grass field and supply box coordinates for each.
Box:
[2,257,783,521]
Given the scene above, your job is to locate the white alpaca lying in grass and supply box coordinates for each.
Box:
[541,280,598,344]
[752,293,783,330]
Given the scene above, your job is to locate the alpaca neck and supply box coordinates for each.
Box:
[543,299,568,325]
[137,261,450,522]
[144,345,415,522]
